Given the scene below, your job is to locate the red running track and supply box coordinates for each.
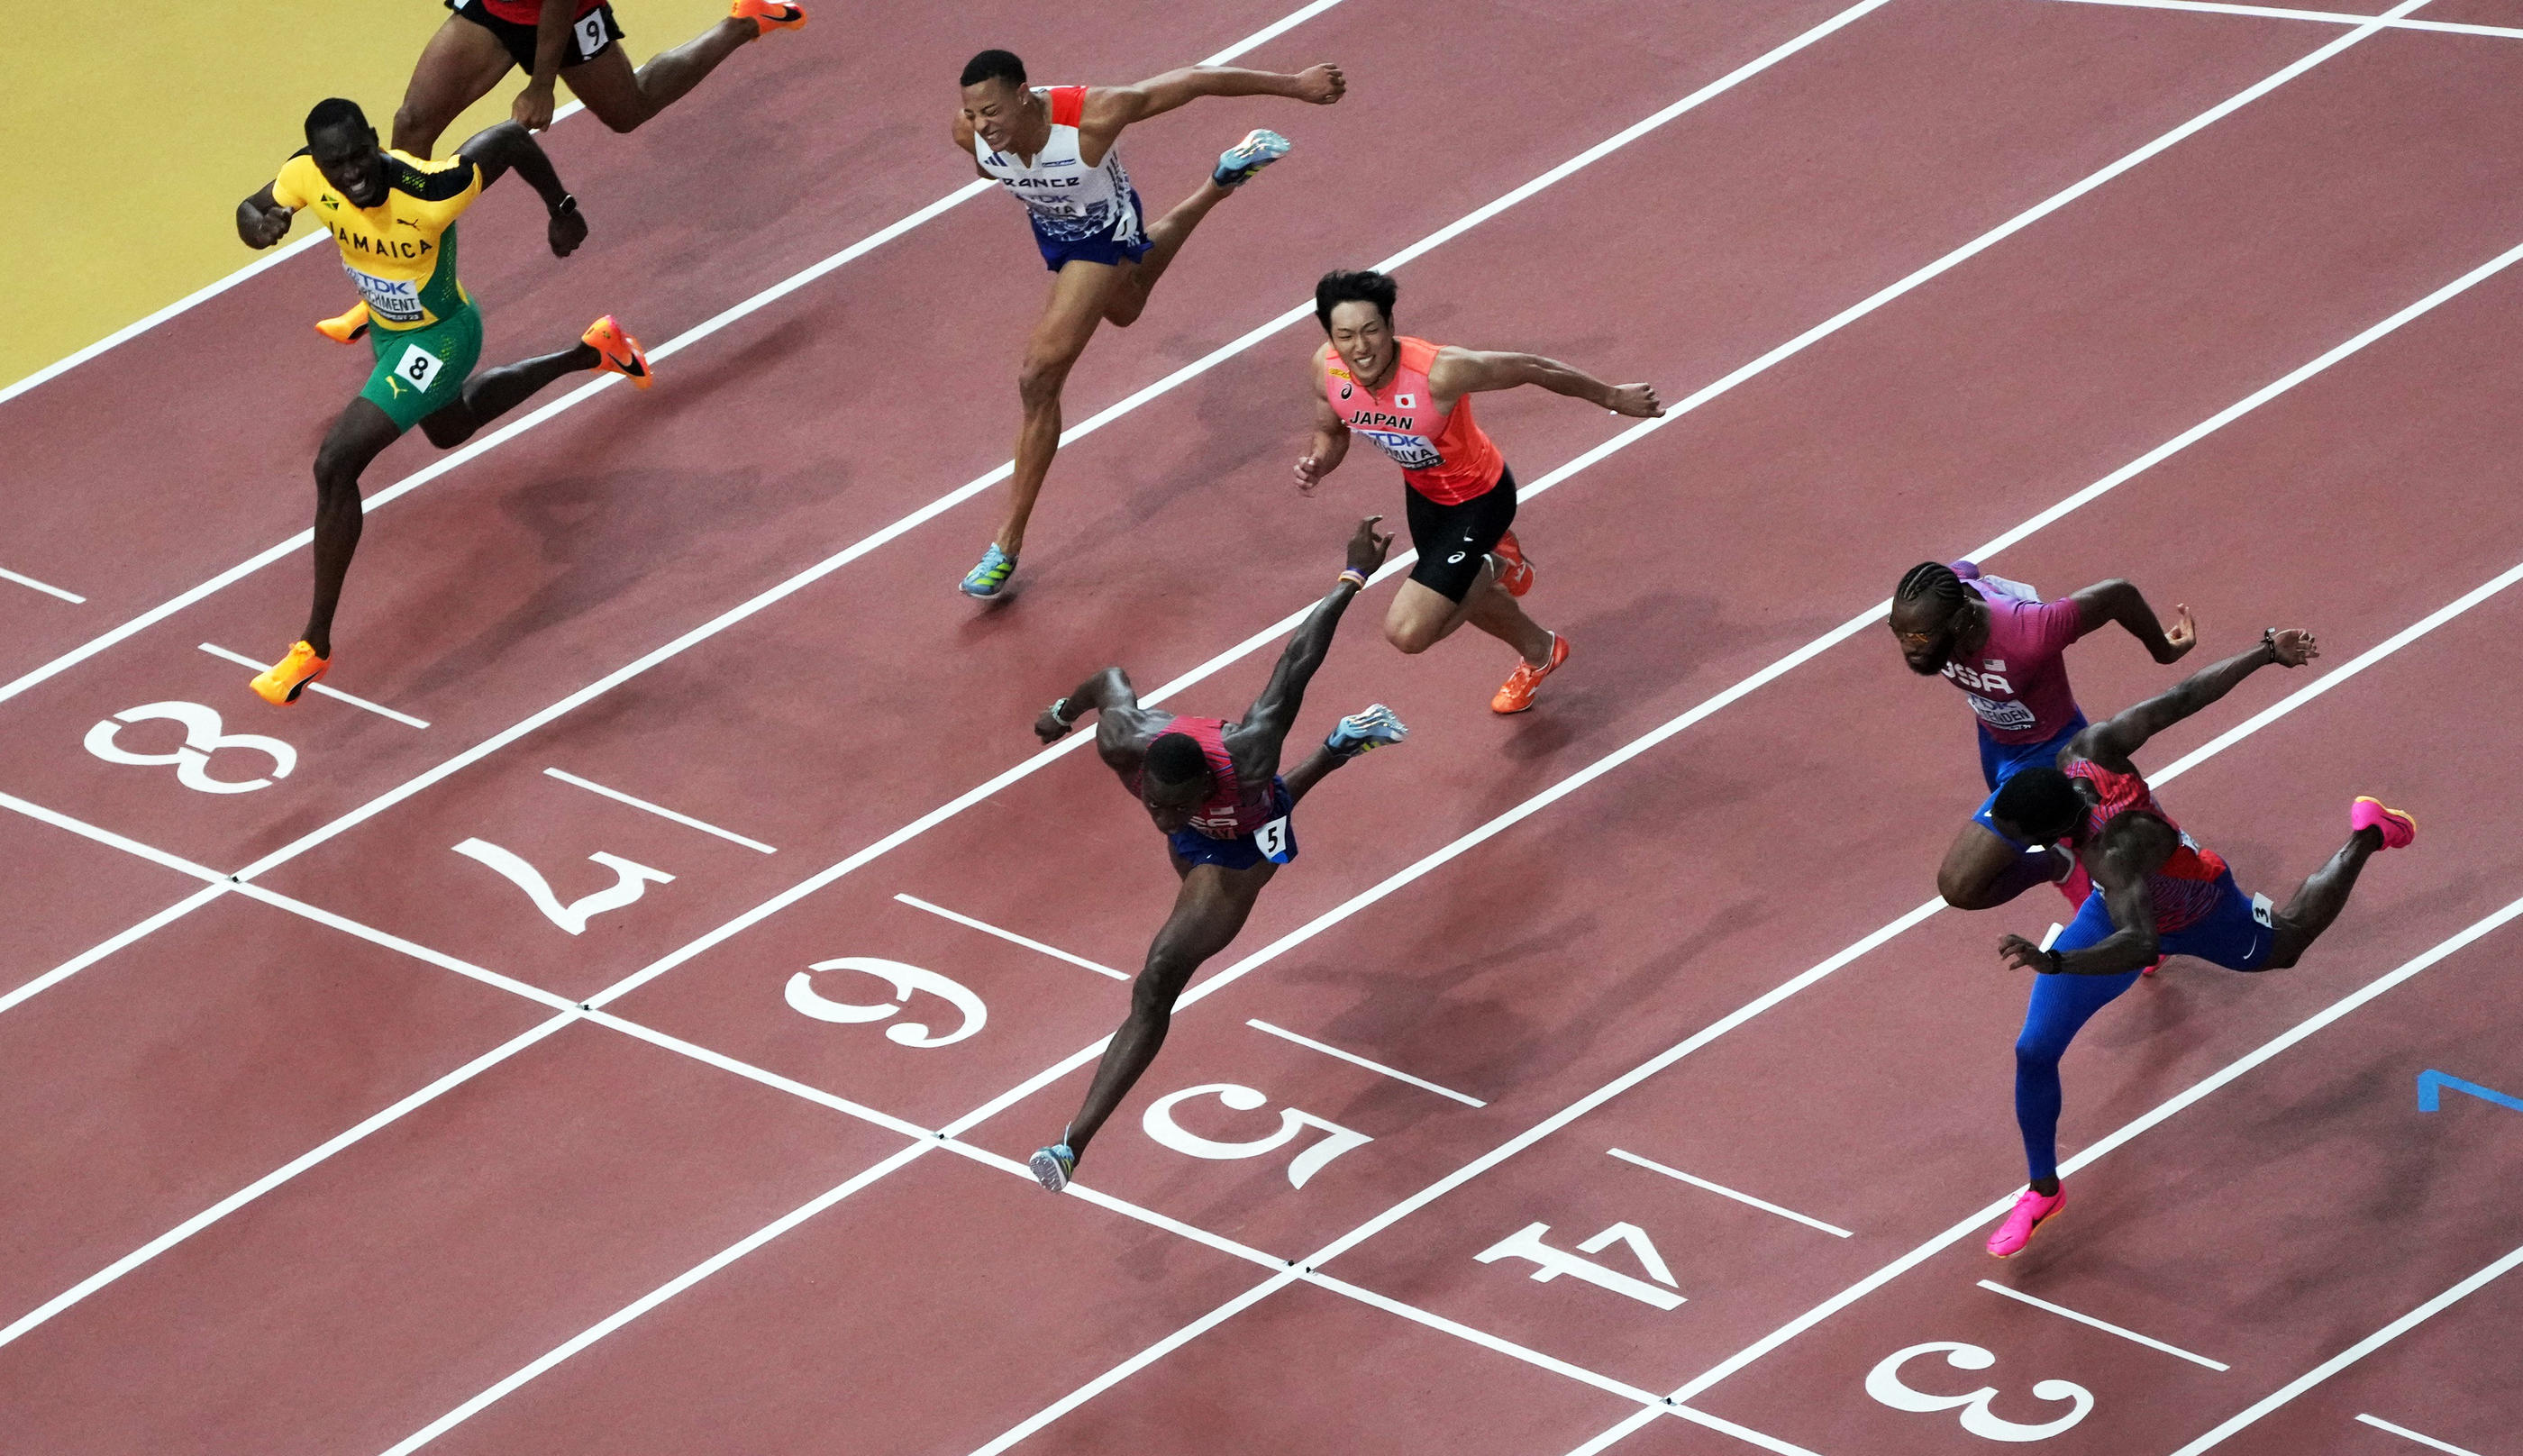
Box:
[2,1,2518,1452]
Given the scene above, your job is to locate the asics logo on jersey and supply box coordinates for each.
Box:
[1447,551,1468,564]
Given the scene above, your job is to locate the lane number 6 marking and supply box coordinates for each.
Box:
[784,957,987,1049]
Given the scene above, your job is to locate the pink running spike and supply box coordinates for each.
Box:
[1987,1185,2065,1258]
[2351,797,2417,851]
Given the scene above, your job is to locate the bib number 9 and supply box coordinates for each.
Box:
[575,9,613,57]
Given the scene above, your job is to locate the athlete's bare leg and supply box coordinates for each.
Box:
[302,401,402,660]
[2263,825,2385,969]
[1103,178,1234,327]
[415,340,602,450]
[994,260,1129,558]
[1385,564,1553,664]
[391,15,518,157]
[300,339,598,656]
[1061,858,1276,1157]
[1937,823,2075,910]
[561,21,760,133]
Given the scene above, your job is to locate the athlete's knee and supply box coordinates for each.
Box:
[1017,353,1076,409]
[312,443,367,497]
[389,104,444,157]
[1384,616,1443,655]
[1103,292,1147,329]
[1937,866,1996,910]
[1132,957,1195,1016]
[2013,1034,2066,1073]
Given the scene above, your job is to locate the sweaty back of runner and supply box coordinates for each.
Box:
[1323,337,1505,505]
[1127,715,1275,837]
[2066,758,2228,930]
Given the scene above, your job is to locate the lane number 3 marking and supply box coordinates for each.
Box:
[1866,1342,2094,1442]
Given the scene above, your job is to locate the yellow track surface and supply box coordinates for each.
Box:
[0,0,727,391]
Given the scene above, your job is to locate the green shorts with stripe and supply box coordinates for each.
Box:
[359,304,483,432]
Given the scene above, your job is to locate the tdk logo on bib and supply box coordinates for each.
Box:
[345,268,424,323]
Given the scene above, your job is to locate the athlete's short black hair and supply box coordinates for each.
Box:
[1992,767,2083,841]
[1894,560,1971,619]
[1315,269,1398,332]
[1145,732,1210,787]
[304,97,371,141]
[961,49,1026,88]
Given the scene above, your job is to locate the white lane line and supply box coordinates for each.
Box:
[2047,0,2523,42]
[2355,1414,2491,1456]
[1304,1269,1671,1407]
[0,884,228,1017]
[23,0,2454,1406]
[1245,1018,1488,1107]
[644,0,2492,1111]
[2172,1243,2523,1453]
[1662,893,2523,1411]
[892,893,1127,980]
[0,568,84,604]
[378,1137,937,1456]
[0,0,1355,707]
[1608,1149,1852,1238]
[0,99,587,405]
[1974,1279,2230,1370]
[196,643,432,728]
[213,0,1898,887]
[0,1015,575,1350]
[1662,1406,1832,1456]
[543,767,774,853]
[982,558,2523,1451]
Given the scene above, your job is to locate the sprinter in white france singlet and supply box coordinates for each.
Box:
[974,86,1147,252]
[947,47,1346,599]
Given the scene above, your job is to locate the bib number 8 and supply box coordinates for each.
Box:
[395,343,445,394]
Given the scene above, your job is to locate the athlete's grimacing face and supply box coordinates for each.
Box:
[1325,301,1398,384]
[961,77,1033,153]
[309,123,390,209]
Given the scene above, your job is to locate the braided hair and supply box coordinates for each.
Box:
[1894,560,1970,618]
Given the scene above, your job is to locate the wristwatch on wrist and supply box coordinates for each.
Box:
[1048,696,1073,725]
[551,193,578,217]
[2044,948,2064,974]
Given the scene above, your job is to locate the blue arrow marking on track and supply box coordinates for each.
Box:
[2417,1069,2523,1115]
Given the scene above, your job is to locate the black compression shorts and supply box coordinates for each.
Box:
[1404,464,1517,603]
[447,0,625,72]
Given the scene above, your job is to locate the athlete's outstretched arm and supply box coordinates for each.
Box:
[2085,628,2317,765]
[1036,666,1168,768]
[1091,62,1345,131]
[456,122,588,256]
[1427,349,1662,418]
[236,183,294,249]
[510,0,578,133]
[2068,578,2195,665]
[1999,827,2172,976]
[1238,518,1392,765]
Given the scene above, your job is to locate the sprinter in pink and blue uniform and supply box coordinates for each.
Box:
[950,47,1346,599]
[1022,520,1406,1194]
[1889,559,2197,913]
[1977,625,2417,1256]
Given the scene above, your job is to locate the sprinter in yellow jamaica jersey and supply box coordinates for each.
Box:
[234,97,652,706]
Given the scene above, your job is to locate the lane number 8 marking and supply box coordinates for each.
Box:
[84,701,296,794]
[1866,1342,2093,1442]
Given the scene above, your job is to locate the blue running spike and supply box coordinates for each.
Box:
[1326,703,1408,759]
[960,543,1016,598]
[1213,129,1292,188]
